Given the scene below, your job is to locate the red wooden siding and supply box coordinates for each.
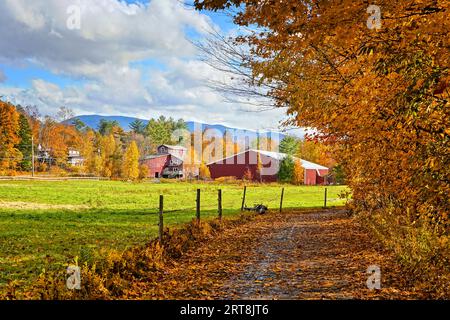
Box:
[141,155,169,178]
[208,151,279,183]
[208,150,329,185]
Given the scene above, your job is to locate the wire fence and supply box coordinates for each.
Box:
[156,185,346,243]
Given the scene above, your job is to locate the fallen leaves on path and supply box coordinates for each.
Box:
[135,209,420,300]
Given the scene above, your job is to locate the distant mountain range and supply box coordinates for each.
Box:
[66,115,299,142]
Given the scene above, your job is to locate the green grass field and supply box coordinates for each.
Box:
[0,180,348,287]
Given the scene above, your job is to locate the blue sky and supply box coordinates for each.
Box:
[0,0,290,132]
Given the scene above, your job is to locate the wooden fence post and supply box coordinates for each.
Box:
[218,189,222,220]
[159,195,164,243]
[196,189,201,221]
[280,187,285,213]
[324,187,328,208]
[241,186,247,211]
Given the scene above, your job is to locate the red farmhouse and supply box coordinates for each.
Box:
[141,145,186,178]
[207,149,329,185]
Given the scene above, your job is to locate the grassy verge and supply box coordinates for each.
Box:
[0,180,348,289]
[358,210,449,299]
[1,214,257,300]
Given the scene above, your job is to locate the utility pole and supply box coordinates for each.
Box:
[31,136,35,177]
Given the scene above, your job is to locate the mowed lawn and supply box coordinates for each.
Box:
[0,180,348,287]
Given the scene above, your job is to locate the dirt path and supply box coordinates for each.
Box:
[141,209,418,299]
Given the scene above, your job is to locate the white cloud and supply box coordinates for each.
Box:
[0,0,214,76]
[0,70,6,83]
[0,0,289,131]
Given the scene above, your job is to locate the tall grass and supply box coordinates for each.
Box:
[358,208,449,298]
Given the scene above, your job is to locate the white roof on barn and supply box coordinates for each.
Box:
[208,149,328,170]
[159,144,187,151]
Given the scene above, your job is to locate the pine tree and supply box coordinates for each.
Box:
[278,155,294,183]
[145,116,187,148]
[129,119,146,135]
[122,141,140,181]
[98,119,120,136]
[279,136,299,155]
[16,113,32,171]
[72,118,87,132]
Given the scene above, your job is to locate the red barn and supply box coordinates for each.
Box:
[140,145,186,178]
[207,149,329,185]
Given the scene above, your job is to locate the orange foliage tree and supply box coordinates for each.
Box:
[194,0,449,227]
[40,117,83,166]
[292,160,304,185]
[0,100,21,173]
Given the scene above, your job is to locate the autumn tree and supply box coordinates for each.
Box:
[242,167,253,181]
[56,106,75,122]
[251,135,278,152]
[138,164,149,181]
[297,140,325,165]
[125,132,152,159]
[122,141,140,181]
[195,1,450,293]
[292,160,304,185]
[184,143,202,179]
[40,117,82,166]
[255,152,263,182]
[199,161,211,180]
[100,134,116,178]
[97,126,126,178]
[81,129,102,175]
[0,100,21,173]
[223,129,241,157]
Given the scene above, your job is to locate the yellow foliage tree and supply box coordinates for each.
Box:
[195,0,450,225]
[196,0,450,295]
[100,134,116,178]
[0,101,21,173]
[122,141,140,181]
[138,164,149,181]
[255,152,263,182]
[199,161,211,180]
[292,160,304,185]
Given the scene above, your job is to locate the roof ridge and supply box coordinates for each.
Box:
[207,149,328,169]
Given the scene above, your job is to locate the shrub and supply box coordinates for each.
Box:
[242,167,253,181]
[358,208,450,298]
[199,162,211,180]
[214,176,237,183]
[278,156,294,183]
[138,164,149,181]
[3,215,256,300]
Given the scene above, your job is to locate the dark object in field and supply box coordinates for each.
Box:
[244,204,268,214]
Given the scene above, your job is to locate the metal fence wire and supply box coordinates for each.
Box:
[156,186,336,243]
